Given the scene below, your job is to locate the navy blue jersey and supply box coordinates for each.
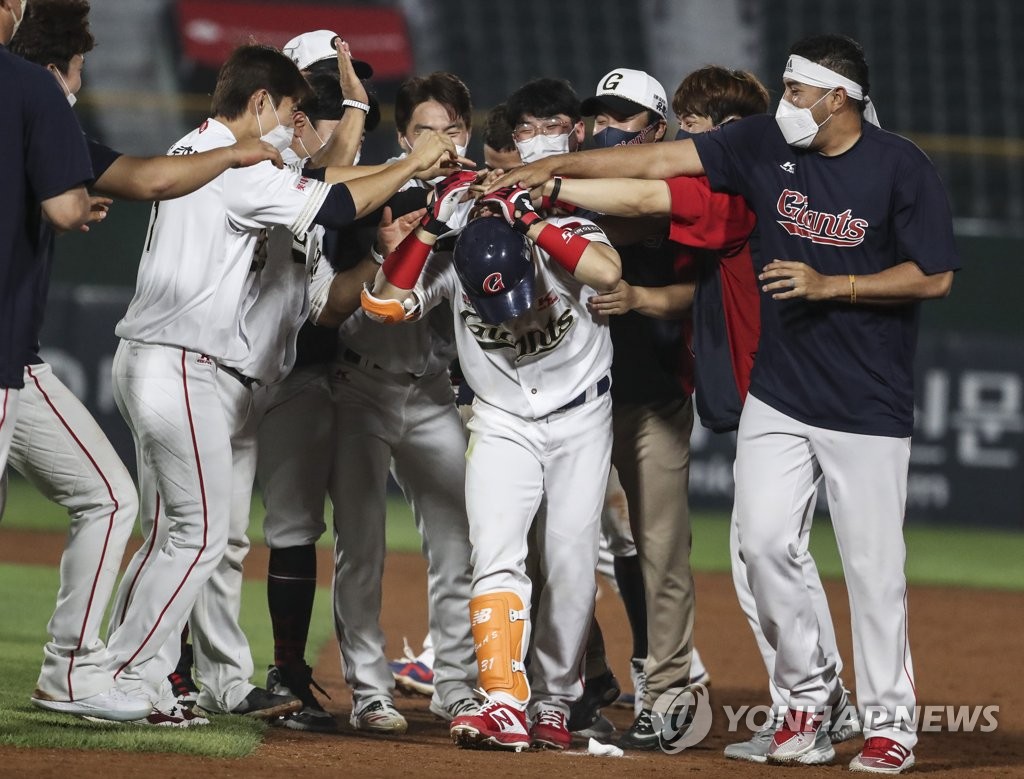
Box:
[0,48,93,387]
[24,139,123,366]
[609,235,689,405]
[694,116,960,437]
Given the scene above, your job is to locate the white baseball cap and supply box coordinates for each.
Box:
[283,30,373,78]
[581,68,668,119]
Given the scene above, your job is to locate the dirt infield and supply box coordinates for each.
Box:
[2,528,1022,778]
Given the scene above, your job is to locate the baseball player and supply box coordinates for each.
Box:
[361,171,621,750]
[7,4,281,724]
[310,73,480,735]
[101,43,459,725]
[524,63,861,759]
[500,34,958,773]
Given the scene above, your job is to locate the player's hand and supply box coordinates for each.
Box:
[480,185,541,234]
[760,260,838,301]
[486,157,558,194]
[334,38,369,105]
[79,196,113,232]
[376,205,427,256]
[231,138,284,169]
[421,170,479,235]
[588,280,638,315]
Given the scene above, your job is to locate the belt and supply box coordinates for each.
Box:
[219,364,259,388]
[342,347,385,372]
[555,375,611,413]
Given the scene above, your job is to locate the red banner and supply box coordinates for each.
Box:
[176,1,413,79]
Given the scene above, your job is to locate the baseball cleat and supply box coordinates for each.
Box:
[224,686,302,719]
[828,687,862,744]
[429,696,478,722]
[849,737,916,773]
[31,686,153,722]
[619,708,662,751]
[450,697,530,751]
[168,668,200,709]
[628,657,647,717]
[724,722,777,762]
[349,698,408,734]
[530,707,571,750]
[267,664,338,733]
[129,695,211,727]
[571,712,615,741]
[567,669,620,733]
[766,709,835,765]
[389,638,435,697]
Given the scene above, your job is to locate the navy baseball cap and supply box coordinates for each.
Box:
[453,217,535,325]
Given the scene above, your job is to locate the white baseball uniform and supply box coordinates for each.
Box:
[412,215,614,716]
[105,118,334,707]
[7,362,138,701]
[330,296,477,714]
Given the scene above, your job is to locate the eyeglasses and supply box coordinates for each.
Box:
[512,119,572,142]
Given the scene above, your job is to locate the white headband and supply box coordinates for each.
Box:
[784,54,880,127]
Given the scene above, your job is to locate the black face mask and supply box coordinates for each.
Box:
[593,124,655,149]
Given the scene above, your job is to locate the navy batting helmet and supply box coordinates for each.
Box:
[453,217,535,325]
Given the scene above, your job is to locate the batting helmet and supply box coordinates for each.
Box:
[453,217,535,325]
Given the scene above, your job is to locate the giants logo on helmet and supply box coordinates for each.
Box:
[482,272,505,293]
[776,189,868,246]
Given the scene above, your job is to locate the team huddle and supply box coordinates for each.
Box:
[1,0,961,774]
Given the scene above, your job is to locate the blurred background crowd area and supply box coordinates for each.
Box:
[38,0,1024,527]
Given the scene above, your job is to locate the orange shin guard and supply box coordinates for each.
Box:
[469,591,530,705]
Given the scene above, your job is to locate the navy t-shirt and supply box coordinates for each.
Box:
[694,116,960,437]
[608,235,689,405]
[1,47,93,388]
[25,139,123,366]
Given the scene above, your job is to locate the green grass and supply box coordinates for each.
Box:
[3,474,1022,590]
[0,561,335,755]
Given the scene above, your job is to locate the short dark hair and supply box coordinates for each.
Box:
[210,45,313,120]
[672,66,770,124]
[299,72,345,124]
[394,72,473,134]
[505,78,581,126]
[483,103,516,152]
[9,0,95,73]
[788,34,870,113]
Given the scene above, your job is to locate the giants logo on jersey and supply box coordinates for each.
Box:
[776,189,868,246]
[461,308,575,362]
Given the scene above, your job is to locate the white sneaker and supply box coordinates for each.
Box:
[629,658,647,718]
[31,686,153,722]
[350,698,408,734]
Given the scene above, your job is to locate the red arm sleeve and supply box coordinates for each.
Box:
[665,176,755,255]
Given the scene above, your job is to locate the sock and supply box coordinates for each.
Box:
[614,554,648,659]
[268,544,318,668]
[583,617,611,679]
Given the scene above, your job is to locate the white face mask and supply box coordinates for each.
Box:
[298,124,327,161]
[7,0,27,38]
[255,94,295,153]
[515,132,570,164]
[52,68,77,107]
[774,88,834,149]
[402,136,469,161]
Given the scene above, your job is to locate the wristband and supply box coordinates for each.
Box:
[849,274,857,304]
[370,244,386,265]
[381,230,433,288]
[533,223,590,275]
[342,99,371,113]
[514,210,541,234]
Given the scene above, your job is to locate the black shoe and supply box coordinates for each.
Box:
[267,664,338,732]
[619,709,661,751]
[568,670,621,731]
[228,686,302,719]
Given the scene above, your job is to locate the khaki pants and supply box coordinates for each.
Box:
[611,396,694,707]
